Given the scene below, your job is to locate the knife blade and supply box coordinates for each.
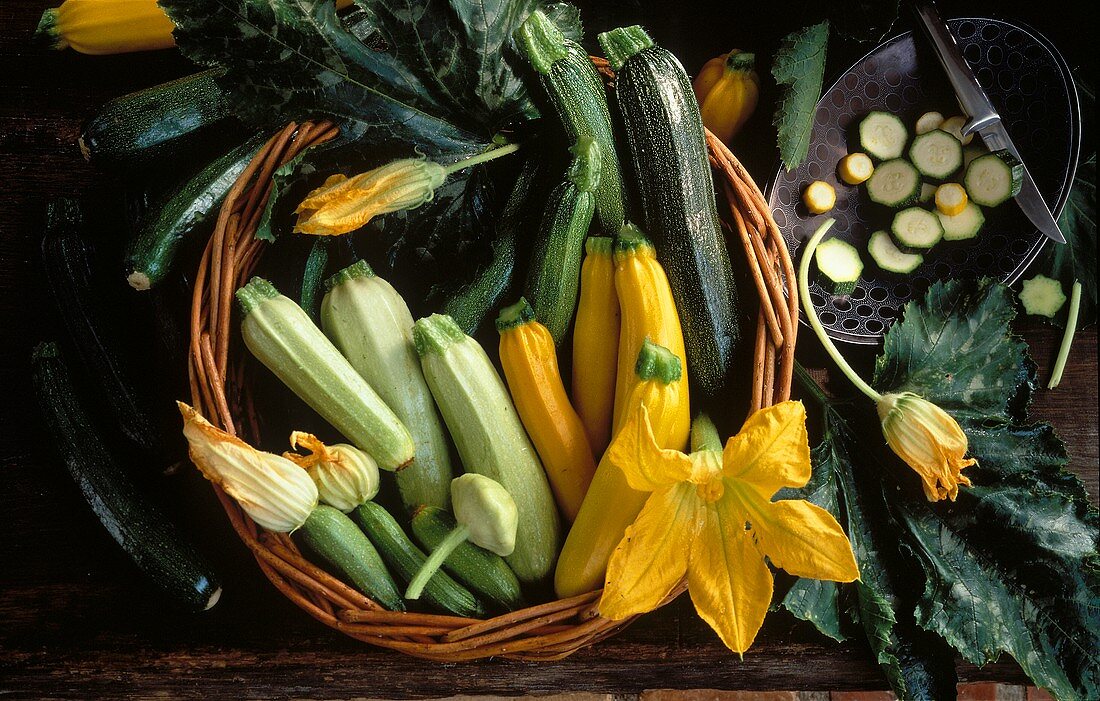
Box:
[912,2,1067,244]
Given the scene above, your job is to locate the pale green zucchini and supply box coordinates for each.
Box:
[321,261,454,512]
[412,313,561,584]
[236,277,414,471]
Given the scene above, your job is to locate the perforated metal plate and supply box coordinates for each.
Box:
[768,18,1081,344]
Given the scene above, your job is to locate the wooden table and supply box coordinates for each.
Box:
[2,1,1095,698]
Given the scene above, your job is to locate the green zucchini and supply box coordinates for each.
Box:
[599,26,742,399]
[295,504,404,610]
[515,9,626,235]
[41,199,161,449]
[126,132,266,291]
[965,150,1023,207]
[321,261,454,512]
[32,342,221,612]
[937,202,985,241]
[866,158,921,207]
[868,230,923,275]
[351,502,486,617]
[908,129,962,180]
[891,207,944,251]
[80,69,233,170]
[411,506,525,611]
[413,314,561,584]
[814,238,863,295]
[299,238,330,322]
[441,158,539,335]
[858,111,908,160]
[525,138,599,344]
[237,277,415,471]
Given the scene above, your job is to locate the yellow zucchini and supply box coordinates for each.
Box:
[555,339,688,598]
[497,298,597,523]
[571,236,620,455]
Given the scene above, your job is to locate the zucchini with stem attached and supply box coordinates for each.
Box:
[237,277,415,472]
[42,199,162,449]
[34,343,221,612]
[515,9,626,235]
[600,25,743,399]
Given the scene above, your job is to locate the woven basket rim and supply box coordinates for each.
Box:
[184,110,797,661]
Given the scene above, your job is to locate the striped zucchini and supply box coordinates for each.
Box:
[515,9,626,234]
[236,277,415,472]
[600,26,743,399]
[321,261,454,512]
[413,313,561,583]
[525,138,600,345]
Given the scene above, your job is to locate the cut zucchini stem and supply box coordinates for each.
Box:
[1048,280,1082,390]
[798,219,883,403]
[406,524,470,600]
[441,141,520,177]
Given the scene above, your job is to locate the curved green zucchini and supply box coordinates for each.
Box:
[80,69,233,170]
[32,342,221,612]
[352,502,486,617]
[600,26,744,399]
[126,132,266,291]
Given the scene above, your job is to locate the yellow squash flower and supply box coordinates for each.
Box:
[798,219,978,502]
[598,401,859,655]
[877,392,975,501]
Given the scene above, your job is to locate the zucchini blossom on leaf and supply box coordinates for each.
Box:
[877,392,975,501]
[598,401,859,656]
[284,431,379,512]
[178,402,318,532]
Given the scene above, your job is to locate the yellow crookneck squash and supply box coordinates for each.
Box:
[692,50,760,145]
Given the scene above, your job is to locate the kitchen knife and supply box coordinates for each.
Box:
[912,2,1067,244]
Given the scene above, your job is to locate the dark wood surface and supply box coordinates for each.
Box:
[1,1,1096,698]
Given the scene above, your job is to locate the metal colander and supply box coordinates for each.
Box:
[768,17,1082,344]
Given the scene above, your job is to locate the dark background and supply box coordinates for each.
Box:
[1,0,1096,698]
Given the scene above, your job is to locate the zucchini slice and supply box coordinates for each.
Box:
[909,129,963,180]
[934,183,968,216]
[859,111,907,160]
[838,153,874,185]
[965,150,1023,207]
[1019,274,1067,318]
[869,230,923,274]
[802,180,836,214]
[937,202,985,241]
[914,111,945,135]
[891,206,944,250]
[814,238,863,295]
[940,115,975,145]
[963,143,989,170]
[919,182,937,204]
[866,158,921,207]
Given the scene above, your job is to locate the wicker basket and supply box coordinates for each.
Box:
[185,105,797,661]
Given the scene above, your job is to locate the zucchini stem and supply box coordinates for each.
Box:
[793,361,831,408]
[1048,280,1082,390]
[798,219,883,403]
[442,142,520,177]
[406,523,470,600]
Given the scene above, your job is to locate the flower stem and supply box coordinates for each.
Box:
[405,523,469,600]
[793,361,830,408]
[797,219,883,403]
[1048,280,1082,390]
[442,142,520,176]
[690,413,723,452]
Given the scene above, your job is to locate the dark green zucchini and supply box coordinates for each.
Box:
[41,199,162,449]
[440,158,539,335]
[295,505,405,611]
[32,342,221,612]
[298,237,330,322]
[524,138,599,344]
[411,506,524,611]
[515,10,626,235]
[126,132,266,291]
[352,501,486,618]
[599,26,743,399]
[80,69,234,170]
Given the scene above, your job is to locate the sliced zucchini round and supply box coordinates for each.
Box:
[1019,274,1067,318]
[891,206,944,250]
[909,129,963,180]
[964,150,1023,207]
[803,180,837,214]
[814,238,863,295]
[937,202,985,241]
[838,153,874,185]
[859,111,908,160]
[940,115,974,145]
[866,158,921,207]
[914,111,945,135]
[918,182,937,204]
[934,183,968,216]
[962,143,988,170]
[869,230,923,274]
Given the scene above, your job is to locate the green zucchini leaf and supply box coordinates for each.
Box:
[791,280,1100,700]
[771,21,829,171]
[1046,153,1096,328]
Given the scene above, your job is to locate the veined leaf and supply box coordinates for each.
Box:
[792,280,1100,700]
[772,21,829,171]
[1048,153,1096,327]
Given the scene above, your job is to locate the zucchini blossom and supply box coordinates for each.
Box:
[284,431,379,512]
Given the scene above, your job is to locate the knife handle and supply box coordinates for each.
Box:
[911,1,999,135]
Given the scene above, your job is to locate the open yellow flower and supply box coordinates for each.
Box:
[877,392,975,502]
[598,401,859,655]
